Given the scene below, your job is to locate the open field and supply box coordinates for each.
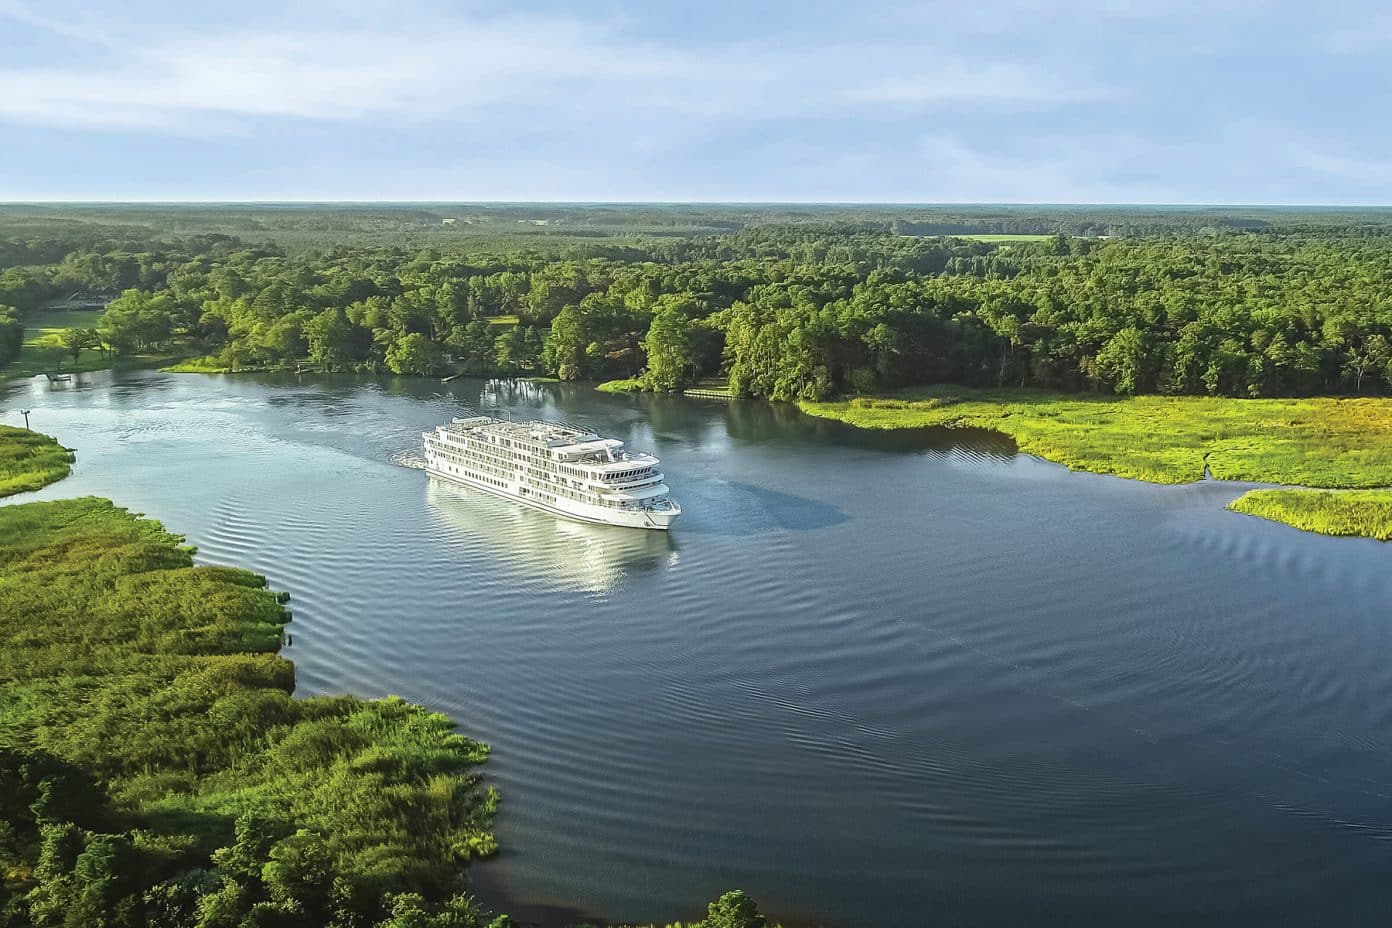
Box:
[953,233,1056,242]
[800,387,1392,539]
[5,307,107,377]
[3,307,198,380]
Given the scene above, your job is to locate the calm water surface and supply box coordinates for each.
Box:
[6,371,1392,927]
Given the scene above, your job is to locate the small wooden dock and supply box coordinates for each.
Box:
[682,387,731,399]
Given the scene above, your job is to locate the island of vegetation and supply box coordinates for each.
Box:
[0,425,73,497]
[0,438,504,926]
[1228,490,1392,542]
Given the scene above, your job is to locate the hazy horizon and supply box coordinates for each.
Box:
[5,201,1392,210]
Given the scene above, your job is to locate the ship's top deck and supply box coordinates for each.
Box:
[443,416,597,446]
[436,416,659,469]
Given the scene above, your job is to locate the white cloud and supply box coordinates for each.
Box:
[849,65,1121,108]
[0,15,675,129]
[0,4,1119,133]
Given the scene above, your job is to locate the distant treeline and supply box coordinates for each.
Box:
[4,212,1392,399]
[8,203,1392,252]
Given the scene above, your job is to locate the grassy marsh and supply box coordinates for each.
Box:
[0,425,74,497]
[0,428,500,924]
[801,387,1392,487]
[1230,489,1392,541]
[801,387,1392,540]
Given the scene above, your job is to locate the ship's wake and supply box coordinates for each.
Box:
[390,449,428,470]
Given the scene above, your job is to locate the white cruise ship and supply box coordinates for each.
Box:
[422,416,681,530]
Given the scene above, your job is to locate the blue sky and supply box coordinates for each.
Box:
[0,0,1388,203]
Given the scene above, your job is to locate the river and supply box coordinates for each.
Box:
[6,370,1392,927]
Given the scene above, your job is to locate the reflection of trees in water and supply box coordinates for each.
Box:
[721,398,1018,458]
[479,378,559,409]
[276,371,1016,464]
[424,478,675,594]
[628,392,708,439]
[462,379,1019,462]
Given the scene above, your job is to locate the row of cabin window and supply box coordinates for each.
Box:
[435,449,513,484]
[444,442,649,498]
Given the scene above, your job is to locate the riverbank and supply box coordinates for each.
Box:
[1230,490,1392,541]
[799,387,1392,540]
[0,422,777,928]
[0,424,73,496]
[597,376,732,398]
[0,428,501,926]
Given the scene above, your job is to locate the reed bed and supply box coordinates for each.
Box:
[800,387,1392,539]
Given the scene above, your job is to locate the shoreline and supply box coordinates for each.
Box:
[799,387,1392,542]
[0,427,504,925]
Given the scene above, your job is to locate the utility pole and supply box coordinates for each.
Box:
[20,409,30,430]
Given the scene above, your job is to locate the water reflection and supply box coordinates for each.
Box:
[424,477,676,594]
[718,396,1019,457]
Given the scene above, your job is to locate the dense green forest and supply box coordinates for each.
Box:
[4,206,1392,402]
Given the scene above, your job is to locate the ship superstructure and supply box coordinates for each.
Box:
[422,416,681,529]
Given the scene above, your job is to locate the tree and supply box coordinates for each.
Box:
[542,306,589,380]
[493,325,538,373]
[447,320,496,373]
[700,890,767,928]
[1095,326,1151,395]
[0,305,22,364]
[1343,334,1390,392]
[304,308,359,371]
[59,327,98,363]
[98,290,176,355]
[386,333,444,376]
[642,300,694,390]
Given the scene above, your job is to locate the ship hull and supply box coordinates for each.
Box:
[425,465,678,530]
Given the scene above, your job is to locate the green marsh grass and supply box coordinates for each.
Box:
[801,387,1392,487]
[162,355,238,373]
[0,428,500,922]
[0,425,73,496]
[1230,490,1392,541]
[597,376,646,393]
[801,387,1392,539]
